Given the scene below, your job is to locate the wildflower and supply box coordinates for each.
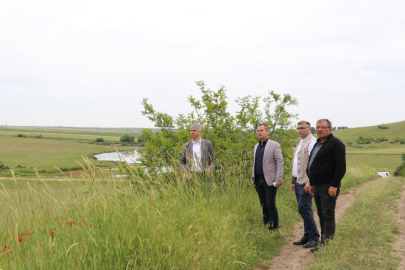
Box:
[68,221,74,226]
[89,224,92,227]
[20,233,24,236]
[18,238,22,242]
[25,233,29,236]
[51,232,55,239]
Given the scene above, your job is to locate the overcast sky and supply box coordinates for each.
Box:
[1,0,404,129]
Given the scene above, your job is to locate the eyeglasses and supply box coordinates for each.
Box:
[296,127,309,130]
[316,126,330,130]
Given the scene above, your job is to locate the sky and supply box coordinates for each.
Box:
[0,0,404,129]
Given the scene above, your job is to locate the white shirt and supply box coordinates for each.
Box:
[192,139,202,172]
[292,138,316,178]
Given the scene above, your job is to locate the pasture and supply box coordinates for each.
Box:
[0,136,129,175]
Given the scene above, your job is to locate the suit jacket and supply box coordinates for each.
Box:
[251,139,284,186]
[179,138,216,172]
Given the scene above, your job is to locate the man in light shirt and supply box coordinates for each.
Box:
[180,124,216,179]
[291,121,320,248]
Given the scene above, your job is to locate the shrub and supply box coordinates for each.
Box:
[376,136,388,142]
[357,136,374,144]
[35,135,43,139]
[120,135,135,143]
[95,138,104,142]
[17,134,25,138]
[378,125,389,129]
[394,153,405,176]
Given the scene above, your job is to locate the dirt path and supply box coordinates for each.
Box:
[393,184,405,269]
[259,181,374,270]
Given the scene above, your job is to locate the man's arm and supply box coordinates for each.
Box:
[330,140,346,188]
[179,143,188,173]
[207,141,216,171]
[274,143,284,181]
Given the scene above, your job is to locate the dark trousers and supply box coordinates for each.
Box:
[255,178,279,230]
[313,183,340,241]
[295,183,320,241]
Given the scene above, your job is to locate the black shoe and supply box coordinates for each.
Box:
[310,246,319,253]
[293,237,309,245]
[303,238,318,248]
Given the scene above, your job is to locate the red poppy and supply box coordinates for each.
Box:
[4,245,7,249]
[20,233,24,236]
[25,233,29,235]
[89,224,92,227]
[68,221,74,226]
[51,232,54,235]
[18,238,22,242]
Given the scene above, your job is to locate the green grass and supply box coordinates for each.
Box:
[333,120,405,147]
[0,129,141,142]
[0,156,378,269]
[308,177,405,270]
[0,137,128,175]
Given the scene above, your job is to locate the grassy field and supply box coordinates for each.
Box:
[333,120,405,147]
[308,176,404,270]
[0,129,141,142]
[0,156,379,269]
[0,136,129,175]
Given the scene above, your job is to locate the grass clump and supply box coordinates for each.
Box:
[308,177,404,270]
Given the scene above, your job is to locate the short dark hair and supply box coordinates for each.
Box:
[297,120,311,127]
[257,123,269,131]
[316,119,332,128]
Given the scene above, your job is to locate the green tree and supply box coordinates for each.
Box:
[120,135,135,143]
[139,81,299,178]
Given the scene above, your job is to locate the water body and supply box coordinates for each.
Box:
[94,150,141,164]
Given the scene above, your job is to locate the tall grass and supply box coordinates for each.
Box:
[0,157,378,269]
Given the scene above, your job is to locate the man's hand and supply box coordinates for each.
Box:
[183,172,190,180]
[291,184,295,192]
[308,186,314,197]
[205,168,211,173]
[328,186,338,197]
[304,182,311,193]
[252,180,256,188]
[275,180,283,187]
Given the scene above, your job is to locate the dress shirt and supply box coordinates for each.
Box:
[192,139,202,172]
[255,138,268,177]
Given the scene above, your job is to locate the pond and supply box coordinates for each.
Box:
[94,150,141,164]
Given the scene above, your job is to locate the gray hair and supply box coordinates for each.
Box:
[297,120,311,127]
[257,123,269,131]
[190,123,202,131]
[316,119,332,128]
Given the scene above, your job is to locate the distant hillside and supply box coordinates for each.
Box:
[333,120,405,145]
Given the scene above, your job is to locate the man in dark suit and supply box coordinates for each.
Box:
[180,124,216,178]
[252,123,284,230]
[307,119,346,252]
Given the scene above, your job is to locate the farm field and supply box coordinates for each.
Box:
[0,136,129,175]
[0,128,141,142]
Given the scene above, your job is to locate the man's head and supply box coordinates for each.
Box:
[297,120,312,139]
[316,119,332,141]
[257,123,270,141]
[190,123,202,141]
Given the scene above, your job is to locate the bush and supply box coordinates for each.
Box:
[394,153,405,176]
[95,138,104,142]
[378,125,389,129]
[357,136,374,144]
[137,133,146,143]
[35,135,43,139]
[16,134,26,138]
[120,135,135,143]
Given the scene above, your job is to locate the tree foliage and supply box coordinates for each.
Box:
[120,135,135,143]
[139,81,299,179]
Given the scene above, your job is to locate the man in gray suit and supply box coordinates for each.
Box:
[180,124,216,178]
[252,123,284,230]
